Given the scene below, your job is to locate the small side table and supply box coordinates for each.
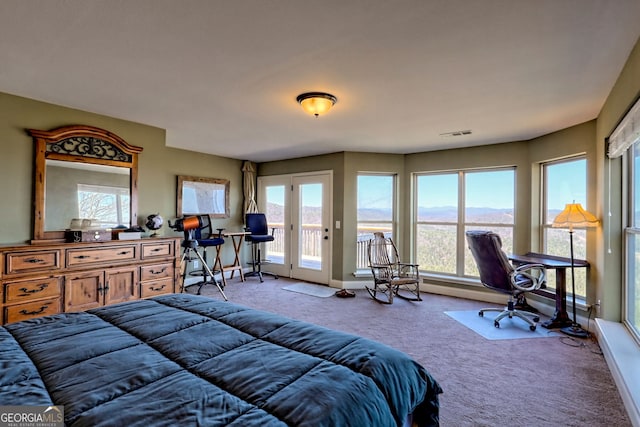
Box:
[223,231,250,282]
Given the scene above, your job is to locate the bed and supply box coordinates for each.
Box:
[0,293,442,426]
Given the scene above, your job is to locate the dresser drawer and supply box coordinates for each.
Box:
[140,263,174,281]
[141,241,174,259]
[4,298,61,324]
[66,245,137,266]
[140,278,174,298]
[5,250,61,274]
[4,277,61,303]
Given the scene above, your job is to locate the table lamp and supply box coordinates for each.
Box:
[552,203,599,338]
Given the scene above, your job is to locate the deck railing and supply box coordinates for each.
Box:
[263,223,390,270]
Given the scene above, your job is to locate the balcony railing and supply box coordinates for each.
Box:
[263,223,389,270]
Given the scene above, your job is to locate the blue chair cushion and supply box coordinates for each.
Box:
[246,235,274,243]
[198,237,224,246]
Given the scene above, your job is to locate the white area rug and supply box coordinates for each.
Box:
[445,310,562,340]
[282,282,336,298]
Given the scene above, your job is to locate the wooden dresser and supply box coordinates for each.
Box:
[0,237,181,325]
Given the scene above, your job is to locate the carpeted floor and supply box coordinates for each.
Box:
[190,276,631,427]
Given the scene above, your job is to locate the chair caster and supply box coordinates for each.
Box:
[494,321,500,328]
[529,325,537,331]
[533,316,540,322]
[479,311,484,317]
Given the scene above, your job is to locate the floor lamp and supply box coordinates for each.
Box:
[551,203,599,338]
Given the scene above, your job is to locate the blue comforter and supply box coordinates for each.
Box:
[0,294,441,426]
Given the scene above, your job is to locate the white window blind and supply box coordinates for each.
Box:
[608,97,640,158]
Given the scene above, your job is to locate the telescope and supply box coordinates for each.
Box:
[168,215,205,233]
[171,215,227,301]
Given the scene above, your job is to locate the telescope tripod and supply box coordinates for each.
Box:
[180,239,227,301]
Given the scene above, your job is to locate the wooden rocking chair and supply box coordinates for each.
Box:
[367,232,422,304]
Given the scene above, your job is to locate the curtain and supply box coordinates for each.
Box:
[242,160,259,217]
[608,96,640,158]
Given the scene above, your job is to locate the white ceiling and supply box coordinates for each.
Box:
[1,1,640,162]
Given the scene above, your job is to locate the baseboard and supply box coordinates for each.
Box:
[595,319,640,427]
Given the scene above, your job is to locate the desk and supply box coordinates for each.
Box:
[508,252,588,329]
[222,231,250,282]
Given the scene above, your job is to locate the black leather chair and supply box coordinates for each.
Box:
[245,213,278,282]
[465,230,546,331]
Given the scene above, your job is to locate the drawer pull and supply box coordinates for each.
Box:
[118,251,130,255]
[150,284,166,291]
[25,257,45,264]
[20,304,49,315]
[19,283,48,294]
[74,255,90,259]
[150,267,167,275]
[151,248,163,252]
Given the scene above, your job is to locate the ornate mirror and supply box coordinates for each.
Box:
[29,125,143,243]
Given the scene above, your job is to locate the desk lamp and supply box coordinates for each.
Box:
[552,203,599,338]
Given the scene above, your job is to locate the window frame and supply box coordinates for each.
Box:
[356,173,397,270]
[624,142,640,343]
[413,167,516,278]
[539,155,588,301]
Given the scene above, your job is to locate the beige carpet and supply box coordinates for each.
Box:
[191,277,631,427]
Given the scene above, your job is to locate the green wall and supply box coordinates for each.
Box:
[596,35,640,320]
[0,92,245,266]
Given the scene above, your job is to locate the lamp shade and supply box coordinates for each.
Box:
[296,92,337,117]
[552,203,599,229]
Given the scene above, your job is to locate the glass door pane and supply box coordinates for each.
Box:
[298,183,322,270]
[265,185,286,266]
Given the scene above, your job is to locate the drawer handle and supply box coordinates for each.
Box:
[151,248,163,252]
[150,267,167,275]
[118,251,131,255]
[25,257,45,264]
[150,284,166,291]
[20,304,49,315]
[19,283,48,294]
[74,255,90,259]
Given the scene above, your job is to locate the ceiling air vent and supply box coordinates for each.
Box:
[439,130,472,137]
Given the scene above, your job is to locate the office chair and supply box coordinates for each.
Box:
[189,215,226,293]
[367,232,421,304]
[245,213,278,282]
[465,230,546,331]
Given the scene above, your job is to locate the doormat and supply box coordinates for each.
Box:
[282,282,336,298]
[445,310,562,340]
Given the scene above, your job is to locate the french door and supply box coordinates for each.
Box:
[257,172,332,284]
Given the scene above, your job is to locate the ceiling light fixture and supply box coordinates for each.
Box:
[296,92,337,117]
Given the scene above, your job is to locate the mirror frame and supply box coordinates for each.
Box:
[28,125,143,243]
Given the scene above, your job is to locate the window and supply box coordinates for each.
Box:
[77,184,130,228]
[414,168,515,277]
[625,142,640,341]
[356,174,396,269]
[541,157,587,299]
